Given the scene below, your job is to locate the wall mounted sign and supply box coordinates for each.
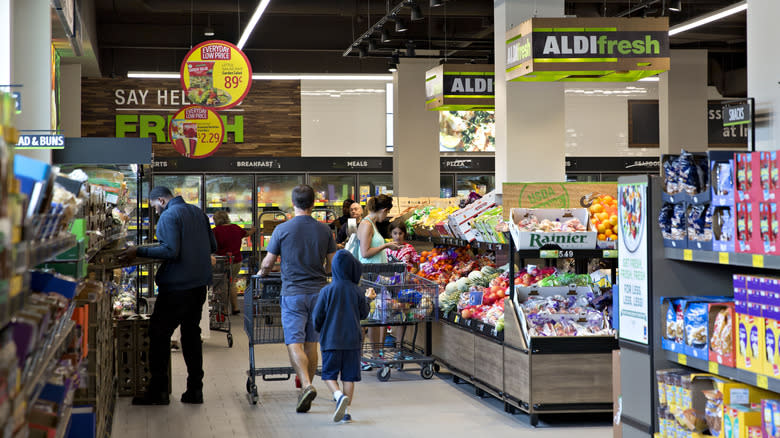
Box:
[506,17,669,82]
[151,156,392,172]
[722,100,752,127]
[180,40,252,110]
[15,133,65,150]
[440,157,495,172]
[425,64,494,110]
[168,105,225,158]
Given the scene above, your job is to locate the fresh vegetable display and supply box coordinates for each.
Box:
[417,246,495,286]
[513,266,557,287]
[520,294,613,337]
[514,215,586,232]
[534,273,593,288]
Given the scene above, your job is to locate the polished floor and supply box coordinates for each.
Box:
[112,313,613,438]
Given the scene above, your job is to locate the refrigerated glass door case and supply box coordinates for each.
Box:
[456,174,494,197]
[256,174,303,253]
[205,175,255,279]
[153,175,203,207]
[440,174,455,198]
[308,174,356,223]
[357,173,393,204]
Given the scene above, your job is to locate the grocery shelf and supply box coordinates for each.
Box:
[665,247,776,269]
[15,234,78,273]
[516,248,619,260]
[663,350,780,393]
[24,319,76,402]
[54,402,73,438]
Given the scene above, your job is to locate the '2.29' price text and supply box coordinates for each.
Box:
[199,132,221,144]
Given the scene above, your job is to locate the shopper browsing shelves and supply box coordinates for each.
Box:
[212,210,256,315]
[121,186,217,406]
[313,250,375,423]
[258,184,337,413]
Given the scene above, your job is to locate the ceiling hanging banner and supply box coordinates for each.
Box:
[169,105,225,158]
[506,17,670,82]
[425,64,495,111]
[180,40,253,110]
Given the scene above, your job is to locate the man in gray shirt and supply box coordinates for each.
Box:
[259,184,337,413]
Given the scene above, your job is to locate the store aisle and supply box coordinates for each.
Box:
[112,315,612,438]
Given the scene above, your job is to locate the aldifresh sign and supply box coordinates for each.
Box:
[425,64,494,110]
[506,17,669,82]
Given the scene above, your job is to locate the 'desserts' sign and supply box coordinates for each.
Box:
[506,17,669,82]
[425,64,495,111]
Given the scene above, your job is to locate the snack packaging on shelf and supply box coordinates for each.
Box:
[759,202,780,255]
[710,151,736,208]
[709,302,736,367]
[736,201,758,253]
[662,151,711,203]
[762,399,780,438]
[724,404,762,438]
[687,204,714,251]
[713,205,736,253]
[737,313,766,373]
[765,318,780,378]
[759,151,779,202]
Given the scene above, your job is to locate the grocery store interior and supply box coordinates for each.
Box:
[1,0,780,437]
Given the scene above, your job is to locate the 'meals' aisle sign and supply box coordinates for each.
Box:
[425,64,495,110]
[506,17,670,82]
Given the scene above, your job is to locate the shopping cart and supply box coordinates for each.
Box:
[209,255,234,348]
[244,273,295,405]
[360,271,439,382]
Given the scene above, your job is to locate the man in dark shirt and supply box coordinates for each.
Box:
[259,184,337,414]
[122,186,216,406]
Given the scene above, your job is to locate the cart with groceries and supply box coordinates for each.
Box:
[359,266,439,382]
[243,273,295,404]
[209,255,234,347]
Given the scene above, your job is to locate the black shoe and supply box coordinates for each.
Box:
[181,390,203,404]
[132,392,170,406]
[296,385,317,413]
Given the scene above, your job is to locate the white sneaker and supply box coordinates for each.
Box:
[333,394,350,422]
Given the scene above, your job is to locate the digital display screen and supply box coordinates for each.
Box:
[439,111,495,152]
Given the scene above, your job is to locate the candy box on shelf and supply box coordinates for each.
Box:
[508,208,595,250]
[735,152,758,202]
[759,202,780,255]
[736,202,759,253]
[737,313,765,373]
[762,399,780,438]
[764,318,780,378]
[709,302,736,367]
[712,205,736,253]
[724,404,762,438]
[759,151,779,202]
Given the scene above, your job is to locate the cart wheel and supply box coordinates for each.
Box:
[421,364,434,380]
[227,334,234,348]
[246,378,253,394]
[529,414,539,427]
[250,384,259,405]
[432,363,441,373]
[377,367,391,382]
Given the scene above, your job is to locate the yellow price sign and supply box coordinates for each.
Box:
[169,106,225,158]
[708,362,719,374]
[180,40,252,110]
[753,254,765,268]
[683,249,693,261]
[677,353,687,366]
[757,375,769,389]
[719,252,730,265]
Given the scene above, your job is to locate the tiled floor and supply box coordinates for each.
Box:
[112,314,613,438]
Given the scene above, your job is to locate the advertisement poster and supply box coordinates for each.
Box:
[618,181,649,344]
[168,106,225,158]
[439,110,495,152]
[180,40,252,110]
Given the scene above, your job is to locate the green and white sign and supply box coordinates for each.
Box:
[425,63,495,111]
[506,17,670,82]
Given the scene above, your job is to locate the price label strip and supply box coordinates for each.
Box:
[180,40,253,110]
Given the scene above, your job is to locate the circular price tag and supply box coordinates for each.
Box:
[168,105,225,159]
[180,40,252,110]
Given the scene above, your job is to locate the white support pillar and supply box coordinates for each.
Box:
[659,49,709,154]
[392,58,440,197]
[12,0,52,163]
[748,0,780,151]
[0,0,12,87]
[60,64,81,138]
[494,0,566,192]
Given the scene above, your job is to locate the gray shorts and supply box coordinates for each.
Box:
[280,294,320,345]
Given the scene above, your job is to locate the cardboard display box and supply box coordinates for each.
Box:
[737,313,766,374]
[509,208,595,250]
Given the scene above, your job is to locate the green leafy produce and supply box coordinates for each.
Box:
[535,273,592,287]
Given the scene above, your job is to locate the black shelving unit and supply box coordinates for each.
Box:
[665,247,774,269]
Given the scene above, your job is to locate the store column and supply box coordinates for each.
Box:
[11,0,52,163]
[658,50,708,154]
[748,0,780,151]
[392,58,440,197]
[0,0,11,86]
[494,0,565,192]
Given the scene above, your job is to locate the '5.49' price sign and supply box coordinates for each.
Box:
[168,105,225,159]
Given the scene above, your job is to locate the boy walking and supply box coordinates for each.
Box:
[313,250,374,423]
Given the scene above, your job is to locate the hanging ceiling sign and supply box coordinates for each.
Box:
[722,100,752,127]
[425,64,495,110]
[168,105,225,159]
[180,40,252,110]
[506,17,669,82]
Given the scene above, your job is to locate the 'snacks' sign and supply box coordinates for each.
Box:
[506,17,670,82]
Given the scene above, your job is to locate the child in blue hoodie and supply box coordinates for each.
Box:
[313,250,374,423]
